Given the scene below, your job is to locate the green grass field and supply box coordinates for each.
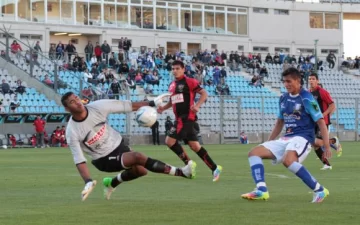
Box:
[0,143,359,225]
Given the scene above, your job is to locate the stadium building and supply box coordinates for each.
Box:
[0,0,359,146]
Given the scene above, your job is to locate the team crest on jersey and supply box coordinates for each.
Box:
[293,103,302,115]
[177,84,184,92]
[311,101,319,111]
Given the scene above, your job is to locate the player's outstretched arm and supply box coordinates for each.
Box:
[195,89,208,108]
[76,162,97,201]
[76,162,92,182]
[268,119,284,141]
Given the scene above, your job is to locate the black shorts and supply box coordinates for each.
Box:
[91,140,131,173]
[314,124,329,139]
[167,121,199,144]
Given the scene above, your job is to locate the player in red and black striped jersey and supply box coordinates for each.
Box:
[157,60,223,182]
[309,73,343,170]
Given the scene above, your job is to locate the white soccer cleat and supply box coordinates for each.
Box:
[320,165,332,170]
[103,177,116,200]
[81,180,97,201]
[181,160,197,179]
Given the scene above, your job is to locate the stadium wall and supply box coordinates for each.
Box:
[0,0,350,57]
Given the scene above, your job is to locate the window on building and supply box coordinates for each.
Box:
[0,33,15,38]
[297,48,314,54]
[117,5,128,28]
[215,12,225,33]
[156,7,166,30]
[143,6,154,29]
[253,46,269,52]
[310,12,324,28]
[238,45,244,51]
[275,47,290,53]
[20,34,43,40]
[205,11,215,32]
[168,8,179,31]
[191,10,202,32]
[227,13,236,35]
[321,49,338,54]
[211,44,217,49]
[274,9,289,15]
[237,14,247,35]
[325,13,339,29]
[253,8,268,14]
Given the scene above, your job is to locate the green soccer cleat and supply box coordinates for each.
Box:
[103,177,115,200]
[241,189,270,201]
[182,160,197,179]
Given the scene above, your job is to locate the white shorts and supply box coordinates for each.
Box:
[261,136,311,164]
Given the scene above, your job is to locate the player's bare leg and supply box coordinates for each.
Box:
[165,136,191,165]
[313,139,332,170]
[188,140,222,182]
[103,165,147,200]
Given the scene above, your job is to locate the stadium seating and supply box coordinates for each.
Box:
[0,68,63,113]
[264,63,360,133]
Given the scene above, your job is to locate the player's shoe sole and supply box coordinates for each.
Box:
[212,165,223,182]
[81,180,97,201]
[103,177,115,200]
[241,190,270,201]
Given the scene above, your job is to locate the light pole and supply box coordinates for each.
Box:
[314,39,319,73]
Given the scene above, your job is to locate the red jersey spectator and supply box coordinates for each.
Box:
[33,116,46,148]
[94,42,102,62]
[10,40,22,55]
[60,125,67,147]
[52,126,62,146]
[9,135,16,148]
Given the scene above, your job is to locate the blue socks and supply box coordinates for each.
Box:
[249,156,267,192]
[288,162,323,192]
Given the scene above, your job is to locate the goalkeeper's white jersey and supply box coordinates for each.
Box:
[66,99,132,164]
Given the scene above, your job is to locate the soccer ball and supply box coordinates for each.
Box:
[2,145,7,149]
[135,106,157,127]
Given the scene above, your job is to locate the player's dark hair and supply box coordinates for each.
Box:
[309,73,319,80]
[172,60,185,68]
[282,68,302,80]
[61,92,74,107]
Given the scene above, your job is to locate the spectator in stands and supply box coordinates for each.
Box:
[10,95,20,113]
[60,125,67,147]
[90,55,97,66]
[327,51,336,69]
[0,98,3,112]
[298,53,305,64]
[81,86,94,100]
[33,41,42,61]
[129,49,139,70]
[195,71,204,86]
[118,61,129,74]
[51,126,62,147]
[265,53,272,63]
[49,44,56,60]
[83,68,93,83]
[273,52,280,64]
[98,59,108,73]
[240,132,248,144]
[94,42,102,62]
[150,120,160,145]
[1,50,6,59]
[164,116,173,136]
[9,134,16,148]
[259,66,268,78]
[56,41,65,60]
[96,69,106,83]
[65,40,76,63]
[0,79,11,94]
[213,66,221,86]
[84,41,94,62]
[250,75,262,88]
[10,40,22,58]
[101,40,111,64]
[229,59,239,74]
[279,50,285,64]
[135,72,144,86]
[110,79,121,99]
[109,53,116,69]
[118,37,124,53]
[90,64,99,77]
[123,37,131,60]
[290,55,297,64]
[301,61,312,81]
[33,116,46,148]
[255,53,262,64]
[283,60,291,71]
[220,67,227,84]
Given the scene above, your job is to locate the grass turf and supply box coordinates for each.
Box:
[0,142,358,225]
